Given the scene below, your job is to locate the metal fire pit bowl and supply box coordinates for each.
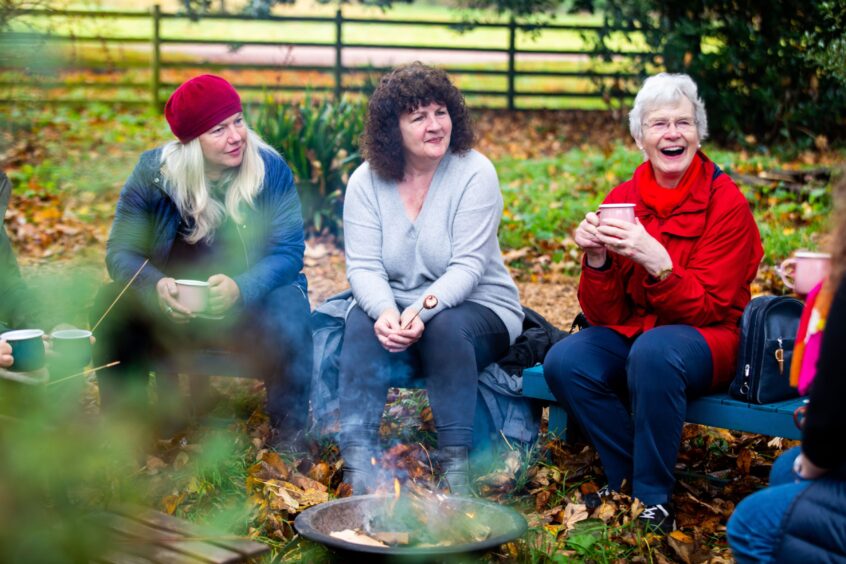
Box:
[295,494,527,560]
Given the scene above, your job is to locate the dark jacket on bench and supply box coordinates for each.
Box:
[776,275,846,562]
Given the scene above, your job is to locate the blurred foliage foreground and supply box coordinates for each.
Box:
[0,102,844,562]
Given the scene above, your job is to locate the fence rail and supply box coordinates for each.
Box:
[1,6,647,110]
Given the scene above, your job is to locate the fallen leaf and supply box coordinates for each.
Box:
[736,448,753,475]
[593,501,617,523]
[562,503,589,530]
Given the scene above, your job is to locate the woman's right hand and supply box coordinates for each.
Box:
[374,309,413,353]
[156,277,193,323]
[574,212,607,267]
[0,340,12,368]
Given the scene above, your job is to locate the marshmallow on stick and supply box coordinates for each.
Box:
[401,295,438,329]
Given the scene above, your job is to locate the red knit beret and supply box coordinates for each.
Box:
[164,74,243,144]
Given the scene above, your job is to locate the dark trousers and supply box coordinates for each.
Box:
[91,283,313,432]
[543,325,712,505]
[338,302,510,450]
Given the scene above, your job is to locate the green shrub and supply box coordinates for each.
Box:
[591,0,846,149]
[250,96,366,237]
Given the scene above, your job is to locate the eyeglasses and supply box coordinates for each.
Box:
[643,118,697,134]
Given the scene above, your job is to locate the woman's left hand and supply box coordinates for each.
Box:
[390,311,425,351]
[208,274,241,315]
[595,218,673,277]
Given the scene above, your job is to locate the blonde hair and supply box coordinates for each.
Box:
[160,128,278,243]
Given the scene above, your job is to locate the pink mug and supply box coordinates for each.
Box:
[778,252,831,296]
[598,203,636,226]
[175,279,210,313]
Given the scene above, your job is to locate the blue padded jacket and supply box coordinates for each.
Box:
[105,147,307,310]
[775,471,846,563]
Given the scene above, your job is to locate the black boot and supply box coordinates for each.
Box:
[341,445,377,495]
[439,446,472,496]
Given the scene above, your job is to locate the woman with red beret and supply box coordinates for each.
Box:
[92,75,312,450]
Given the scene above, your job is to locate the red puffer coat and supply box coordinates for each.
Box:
[578,154,764,388]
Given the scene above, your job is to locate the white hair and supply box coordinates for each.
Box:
[160,128,279,244]
[629,73,709,145]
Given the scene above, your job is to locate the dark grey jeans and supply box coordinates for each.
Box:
[338,301,510,449]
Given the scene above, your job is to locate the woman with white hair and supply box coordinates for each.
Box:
[543,72,763,532]
[93,75,312,450]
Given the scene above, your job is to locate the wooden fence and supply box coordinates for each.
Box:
[0,6,650,110]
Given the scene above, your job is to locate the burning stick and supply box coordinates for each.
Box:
[91,259,150,333]
[401,295,438,330]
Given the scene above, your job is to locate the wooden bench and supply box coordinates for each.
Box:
[97,505,269,564]
[522,365,806,440]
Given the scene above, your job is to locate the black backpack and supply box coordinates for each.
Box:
[729,295,804,403]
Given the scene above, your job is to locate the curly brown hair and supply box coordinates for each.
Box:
[361,62,476,182]
[829,168,846,287]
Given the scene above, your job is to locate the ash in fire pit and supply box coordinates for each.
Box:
[295,493,527,558]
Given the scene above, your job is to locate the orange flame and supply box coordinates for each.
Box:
[371,457,377,466]
[393,478,401,499]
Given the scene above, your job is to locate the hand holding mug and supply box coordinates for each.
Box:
[574,212,608,267]
[0,329,46,372]
[156,277,193,323]
[596,218,672,276]
[208,274,240,315]
[0,340,12,368]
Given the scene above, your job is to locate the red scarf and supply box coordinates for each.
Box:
[636,151,705,218]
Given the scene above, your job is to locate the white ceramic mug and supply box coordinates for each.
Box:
[598,203,636,225]
[175,279,210,313]
[778,252,831,296]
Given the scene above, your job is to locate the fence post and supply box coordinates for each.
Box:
[507,14,516,111]
[151,4,161,111]
[334,8,343,101]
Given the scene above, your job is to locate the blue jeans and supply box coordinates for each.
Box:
[338,302,509,449]
[727,447,811,564]
[543,325,712,505]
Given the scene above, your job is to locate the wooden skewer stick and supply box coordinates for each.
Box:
[401,295,438,330]
[46,361,121,386]
[91,259,149,333]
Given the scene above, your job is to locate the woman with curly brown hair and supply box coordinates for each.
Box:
[337,62,523,495]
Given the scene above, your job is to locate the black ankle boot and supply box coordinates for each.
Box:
[439,446,472,496]
[341,445,377,495]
